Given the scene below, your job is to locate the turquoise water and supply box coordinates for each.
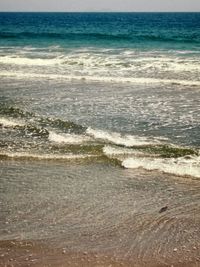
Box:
[0,13,200,265]
[1,12,200,50]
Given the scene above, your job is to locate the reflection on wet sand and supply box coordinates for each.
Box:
[0,160,200,266]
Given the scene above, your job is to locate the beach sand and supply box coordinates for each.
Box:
[0,160,200,267]
[0,238,200,267]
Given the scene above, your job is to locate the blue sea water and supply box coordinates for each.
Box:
[0,12,200,50]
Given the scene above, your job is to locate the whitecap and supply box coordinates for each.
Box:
[1,71,200,86]
[49,131,91,144]
[0,117,24,127]
[122,156,200,178]
[86,127,158,147]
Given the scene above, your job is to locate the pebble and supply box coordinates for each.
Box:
[62,248,66,254]
[30,259,37,262]
[173,248,178,252]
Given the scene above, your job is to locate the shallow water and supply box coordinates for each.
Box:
[0,159,200,266]
[0,78,200,178]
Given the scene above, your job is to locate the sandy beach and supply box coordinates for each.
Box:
[0,160,200,267]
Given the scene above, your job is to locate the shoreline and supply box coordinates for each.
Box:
[0,239,199,267]
[0,160,200,266]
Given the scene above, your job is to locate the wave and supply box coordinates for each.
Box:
[0,31,199,44]
[122,156,200,178]
[0,105,33,118]
[0,32,65,39]
[1,107,199,178]
[1,53,200,72]
[36,117,86,134]
[137,144,198,158]
[1,123,49,138]
[137,34,200,44]
[0,31,141,42]
[0,56,61,66]
[0,117,24,127]
[1,71,200,86]
[19,124,49,138]
[86,127,159,147]
[0,117,49,139]
[101,144,196,158]
[0,151,93,161]
[103,145,150,158]
[0,105,85,135]
[1,48,200,87]
[1,106,198,155]
[49,131,91,144]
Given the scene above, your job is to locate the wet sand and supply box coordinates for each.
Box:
[0,237,199,267]
[0,160,200,267]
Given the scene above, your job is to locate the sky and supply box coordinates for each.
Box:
[0,0,200,12]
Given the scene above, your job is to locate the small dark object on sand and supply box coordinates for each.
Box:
[159,206,168,213]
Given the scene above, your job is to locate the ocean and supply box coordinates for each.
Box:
[0,12,200,266]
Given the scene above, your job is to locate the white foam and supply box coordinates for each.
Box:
[1,47,200,86]
[0,56,62,66]
[1,71,200,86]
[0,117,24,127]
[49,131,91,144]
[0,50,200,81]
[171,50,200,55]
[86,127,157,147]
[122,156,200,178]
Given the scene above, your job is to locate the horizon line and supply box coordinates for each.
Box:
[0,11,200,13]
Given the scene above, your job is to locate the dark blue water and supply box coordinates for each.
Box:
[0,12,200,50]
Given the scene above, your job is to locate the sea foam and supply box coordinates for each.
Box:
[86,127,157,147]
[0,117,24,127]
[1,71,200,86]
[49,131,91,144]
[0,49,200,86]
[122,156,200,178]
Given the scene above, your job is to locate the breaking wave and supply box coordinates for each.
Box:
[49,131,91,144]
[86,127,160,147]
[0,117,25,127]
[0,151,93,161]
[0,107,200,178]
[122,156,200,178]
[1,47,200,86]
[1,71,200,86]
